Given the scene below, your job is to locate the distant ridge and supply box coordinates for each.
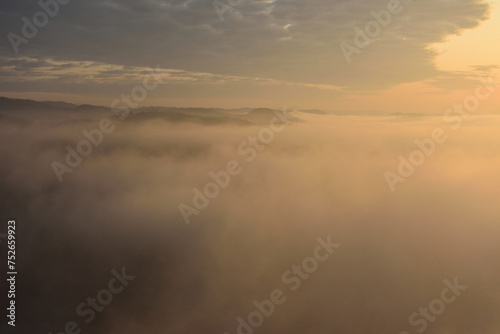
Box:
[0,97,301,126]
[0,97,108,113]
[0,97,58,111]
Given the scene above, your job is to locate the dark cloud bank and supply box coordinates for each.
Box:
[0,0,493,92]
[0,98,499,334]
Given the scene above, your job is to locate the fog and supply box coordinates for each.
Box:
[1,105,499,334]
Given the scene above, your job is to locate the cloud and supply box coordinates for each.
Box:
[0,0,492,92]
[0,56,344,99]
[470,64,499,73]
[1,105,500,333]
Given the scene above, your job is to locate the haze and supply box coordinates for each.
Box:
[0,1,499,334]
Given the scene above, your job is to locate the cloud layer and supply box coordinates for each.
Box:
[0,0,493,95]
[1,106,499,333]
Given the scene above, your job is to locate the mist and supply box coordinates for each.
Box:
[1,104,499,334]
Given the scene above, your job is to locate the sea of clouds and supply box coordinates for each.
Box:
[0,108,499,334]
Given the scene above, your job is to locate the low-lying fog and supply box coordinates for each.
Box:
[1,104,499,334]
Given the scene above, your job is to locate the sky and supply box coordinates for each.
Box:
[0,0,499,112]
